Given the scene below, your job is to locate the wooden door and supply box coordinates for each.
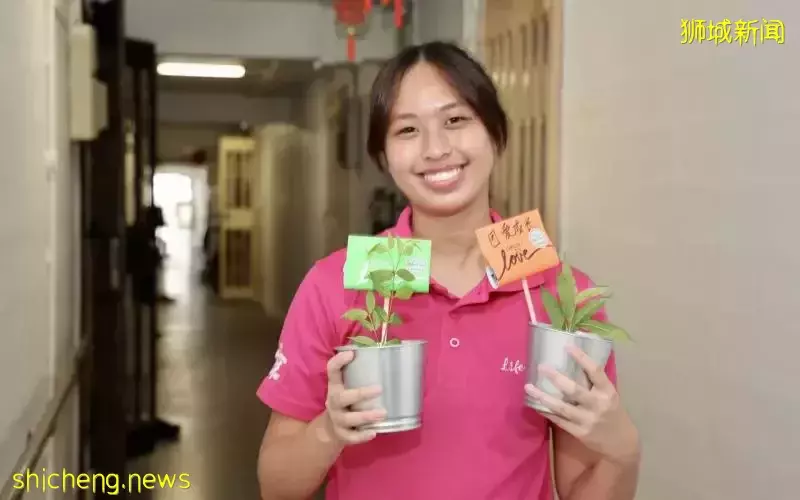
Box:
[482,0,563,244]
[217,136,257,299]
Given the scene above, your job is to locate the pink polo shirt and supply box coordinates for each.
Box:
[257,207,617,500]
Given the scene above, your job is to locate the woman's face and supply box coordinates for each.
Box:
[383,62,496,216]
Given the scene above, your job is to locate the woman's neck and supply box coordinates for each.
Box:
[410,199,493,261]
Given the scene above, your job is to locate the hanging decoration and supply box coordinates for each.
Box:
[393,0,404,29]
[335,0,368,62]
[334,0,409,62]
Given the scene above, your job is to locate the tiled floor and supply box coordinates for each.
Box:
[127,247,325,499]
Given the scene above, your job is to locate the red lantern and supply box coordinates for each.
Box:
[394,0,404,28]
[335,0,367,62]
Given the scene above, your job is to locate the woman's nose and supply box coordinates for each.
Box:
[422,127,452,160]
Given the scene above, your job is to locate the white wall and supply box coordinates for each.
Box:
[255,124,313,316]
[126,0,398,63]
[0,0,81,495]
[413,0,484,56]
[560,1,799,499]
[254,62,402,317]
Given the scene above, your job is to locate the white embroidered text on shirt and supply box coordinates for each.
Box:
[500,357,525,375]
[268,343,288,381]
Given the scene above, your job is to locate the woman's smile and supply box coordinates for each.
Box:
[420,164,466,192]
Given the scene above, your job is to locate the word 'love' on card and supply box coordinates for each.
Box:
[475,210,560,288]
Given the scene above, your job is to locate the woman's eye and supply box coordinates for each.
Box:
[446,116,470,126]
[396,126,416,135]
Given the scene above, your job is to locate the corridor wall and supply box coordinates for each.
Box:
[0,0,81,494]
[559,1,799,498]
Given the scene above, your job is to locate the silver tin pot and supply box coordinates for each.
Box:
[335,339,426,434]
[526,323,613,414]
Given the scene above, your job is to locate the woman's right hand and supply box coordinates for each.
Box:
[324,351,386,445]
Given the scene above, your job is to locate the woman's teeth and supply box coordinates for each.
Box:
[424,166,462,183]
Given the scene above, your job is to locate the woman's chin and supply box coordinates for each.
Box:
[410,189,484,217]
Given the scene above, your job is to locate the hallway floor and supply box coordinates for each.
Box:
[128,283,281,499]
[122,232,333,500]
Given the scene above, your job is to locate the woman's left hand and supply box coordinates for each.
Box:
[524,344,640,465]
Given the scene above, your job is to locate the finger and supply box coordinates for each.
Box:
[538,365,594,407]
[326,351,355,386]
[335,385,382,409]
[337,408,387,429]
[566,344,615,393]
[525,383,590,424]
[336,427,378,445]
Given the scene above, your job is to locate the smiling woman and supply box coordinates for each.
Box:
[367,42,507,217]
[255,41,639,500]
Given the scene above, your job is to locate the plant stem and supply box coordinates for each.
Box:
[379,239,401,346]
[379,295,391,345]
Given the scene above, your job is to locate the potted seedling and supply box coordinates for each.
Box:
[337,232,432,434]
[526,261,632,414]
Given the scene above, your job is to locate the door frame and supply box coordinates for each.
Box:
[481,0,564,246]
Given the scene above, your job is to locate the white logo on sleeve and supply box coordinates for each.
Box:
[267,343,288,381]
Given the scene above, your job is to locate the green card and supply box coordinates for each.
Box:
[343,234,432,293]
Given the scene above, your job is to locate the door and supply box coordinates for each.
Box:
[217,136,257,299]
[482,0,563,244]
[124,37,168,457]
[83,0,129,494]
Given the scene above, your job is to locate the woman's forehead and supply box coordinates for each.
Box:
[392,63,464,117]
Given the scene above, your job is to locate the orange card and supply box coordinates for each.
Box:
[475,209,560,288]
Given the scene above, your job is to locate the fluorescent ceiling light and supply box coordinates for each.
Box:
[157,62,246,79]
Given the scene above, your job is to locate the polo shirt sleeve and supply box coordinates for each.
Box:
[256,263,338,422]
[574,270,618,387]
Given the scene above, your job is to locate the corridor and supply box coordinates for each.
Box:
[128,281,280,499]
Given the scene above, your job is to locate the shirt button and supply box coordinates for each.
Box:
[449,337,460,348]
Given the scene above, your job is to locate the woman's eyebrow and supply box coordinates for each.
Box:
[393,102,461,121]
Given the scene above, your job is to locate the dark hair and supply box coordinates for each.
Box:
[366,41,508,169]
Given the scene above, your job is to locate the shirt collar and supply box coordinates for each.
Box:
[386,206,546,294]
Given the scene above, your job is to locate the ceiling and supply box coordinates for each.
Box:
[157,57,318,97]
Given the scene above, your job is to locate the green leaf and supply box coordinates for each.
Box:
[572,298,607,328]
[396,269,415,281]
[395,239,405,255]
[387,233,395,249]
[342,309,368,322]
[541,289,565,330]
[369,270,394,291]
[368,243,388,255]
[383,338,402,346]
[579,320,632,342]
[575,286,611,306]
[349,335,377,347]
[557,263,578,329]
[358,318,375,332]
[402,245,414,256]
[365,290,376,313]
[394,285,414,300]
[388,312,402,325]
[373,306,388,324]
[376,285,392,298]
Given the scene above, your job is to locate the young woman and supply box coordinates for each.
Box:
[256,41,641,500]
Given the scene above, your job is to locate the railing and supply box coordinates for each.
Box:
[0,336,90,500]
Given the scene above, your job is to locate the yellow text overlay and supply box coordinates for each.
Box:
[681,18,785,45]
[12,469,190,495]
